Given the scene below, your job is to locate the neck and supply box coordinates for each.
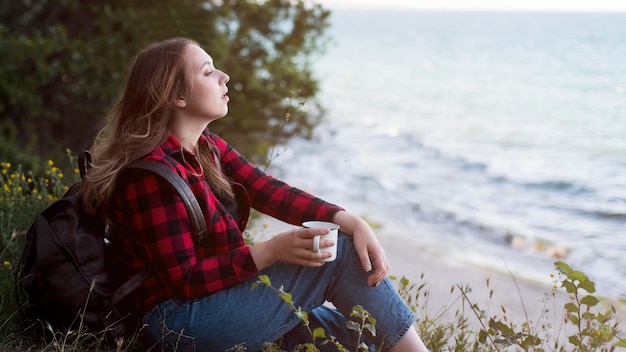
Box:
[172,123,207,152]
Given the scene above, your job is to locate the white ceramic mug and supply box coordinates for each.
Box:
[302,221,340,262]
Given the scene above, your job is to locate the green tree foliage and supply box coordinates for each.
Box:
[0,0,329,167]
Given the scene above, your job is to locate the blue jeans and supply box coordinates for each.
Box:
[141,234,416,352]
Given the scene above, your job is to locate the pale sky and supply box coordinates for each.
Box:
[317,0,626,12]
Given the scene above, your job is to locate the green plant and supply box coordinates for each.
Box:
[0,155,77,301]
[1,1,330,165]
[555,261,626,351]
[0,158,71,296]
[251,274,378,352]
[393,261,626,352]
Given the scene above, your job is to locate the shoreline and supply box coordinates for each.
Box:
[249,214,626,340]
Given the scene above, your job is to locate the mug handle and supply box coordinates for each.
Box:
[313,235,320,252]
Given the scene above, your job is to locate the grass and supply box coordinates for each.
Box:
[1,159,626,351]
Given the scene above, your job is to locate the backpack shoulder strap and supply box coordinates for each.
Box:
[127,160,207,240]
[110,160,208,306]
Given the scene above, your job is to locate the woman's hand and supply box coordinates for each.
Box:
[332,211,389,286]
[249,227,335,270]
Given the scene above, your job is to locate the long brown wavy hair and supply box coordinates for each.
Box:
[81,37,233,215]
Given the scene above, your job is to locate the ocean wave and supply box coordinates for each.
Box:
[417,142,597,203]
[573,208,626,220]
[404,199,571,260]
[522,179,594,194]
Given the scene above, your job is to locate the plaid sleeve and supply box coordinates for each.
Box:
[210,134,345,224]
[118,172,257,299]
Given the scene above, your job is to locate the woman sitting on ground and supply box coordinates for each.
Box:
[81,37,430,352]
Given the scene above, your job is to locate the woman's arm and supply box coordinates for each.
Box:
[332,210,389,287]
[212,133,344,224]
[249,210,389,287]
[248,226,333,270]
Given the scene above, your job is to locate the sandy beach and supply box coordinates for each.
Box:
[250,214,626,346]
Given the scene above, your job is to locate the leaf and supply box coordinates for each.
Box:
[495,321,515,336]
[345,321,360,332]
[580,295,599,307]
[366,316,377,326]
[478,329,488,344]
[400,276,410,287]
[565,302,578,313]
[568,335,581,346]
[312,327,326,339]
[280,292,293,304]
[350,305,367,318]
[554,261,572,275]
[578,279,596,294]
[522,335,541,346]
[570,270,588,283]
[259,275,271,285]
[561,280,577,294]
[295,309,309,324]
[582,312,596,320]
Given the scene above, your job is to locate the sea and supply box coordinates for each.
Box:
[266,9,626,300]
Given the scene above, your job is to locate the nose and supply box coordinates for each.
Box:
[221,71,230,85]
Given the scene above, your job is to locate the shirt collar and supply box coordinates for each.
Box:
[160,131,212,156]
[154,131,213,170]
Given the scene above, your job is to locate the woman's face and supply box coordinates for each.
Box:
[179,44,230,122]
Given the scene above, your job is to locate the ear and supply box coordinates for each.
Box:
[173,97,186,108]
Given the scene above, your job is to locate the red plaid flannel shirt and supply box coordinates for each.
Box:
[110,130,343,314]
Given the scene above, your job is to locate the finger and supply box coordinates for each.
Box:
[357,248,373,273]
[301,259,326,268]
[293,248,331,266]
[367,253,389,286]
[296,227,330,239]
[306,238,334,251]
[368,266,386,286]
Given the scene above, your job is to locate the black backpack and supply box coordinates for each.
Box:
[16,151,207,342]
